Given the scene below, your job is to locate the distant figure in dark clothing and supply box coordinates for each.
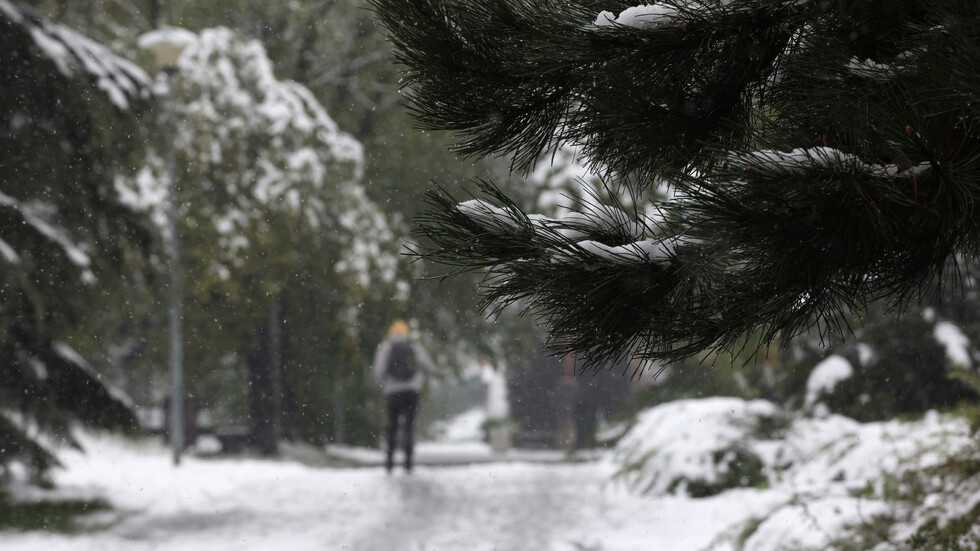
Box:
[372,319,435,473]
[572,354,632,450]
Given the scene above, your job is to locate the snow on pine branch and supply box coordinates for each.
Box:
[456,199,642,242]
[53,341,134,410]
[0,0,150,110]
[553,237,694,268]
[453,198,695,269]
[593,4,682,28]
[592,1,745,29]
[0,190,94,281]
[0,238,20,264]
[734,146,932,179]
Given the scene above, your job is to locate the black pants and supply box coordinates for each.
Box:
[385,391,420,471]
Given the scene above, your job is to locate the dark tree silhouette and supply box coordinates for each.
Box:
[1,3,150,477]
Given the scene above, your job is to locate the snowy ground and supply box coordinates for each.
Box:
[0,433,785,551]
[7,400,973,551]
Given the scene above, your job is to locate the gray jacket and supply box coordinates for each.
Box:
[372,336,435,395]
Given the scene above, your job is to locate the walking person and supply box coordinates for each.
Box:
[373,319,435,473]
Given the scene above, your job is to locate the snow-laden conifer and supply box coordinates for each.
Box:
[1,1,150,476]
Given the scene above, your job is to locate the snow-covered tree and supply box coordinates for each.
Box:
[0,1,151,477]
[374,0,980,367]
[122,27,403,451]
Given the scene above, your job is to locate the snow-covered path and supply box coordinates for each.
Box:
[1,435,784,551]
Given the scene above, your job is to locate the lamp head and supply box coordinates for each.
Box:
[139,27,196,71]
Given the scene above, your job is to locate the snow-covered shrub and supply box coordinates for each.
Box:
[739,497,891,551]
[612,397,785,497]
[706,409,980,551]
[616,397,980,498]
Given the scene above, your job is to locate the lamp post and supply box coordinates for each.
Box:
[139,28,196,466]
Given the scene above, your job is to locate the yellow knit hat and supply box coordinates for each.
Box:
[388,319,410,338]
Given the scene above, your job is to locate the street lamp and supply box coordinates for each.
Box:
[139,27,196,466]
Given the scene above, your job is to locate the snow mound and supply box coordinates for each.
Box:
[742,497,889,551]
[617,398,980,550]
[612,397,783,497]
[613,398,976,499]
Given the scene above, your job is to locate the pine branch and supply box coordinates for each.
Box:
[372,0,800,177]
[0,415,60,474]
[386,0,980,365]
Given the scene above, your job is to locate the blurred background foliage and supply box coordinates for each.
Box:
[6,0,980,464]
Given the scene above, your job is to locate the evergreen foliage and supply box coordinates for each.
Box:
[374,0,980,366]
[817,313,978,421]
[0,2,148,477]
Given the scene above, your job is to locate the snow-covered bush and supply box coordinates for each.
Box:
[651,400,980,551]
[738,412,980,551]
[613,397,977,502]
[612,397,785,497]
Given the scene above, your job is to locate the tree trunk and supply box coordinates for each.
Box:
[148,0,160,27]
[247,300,282,456]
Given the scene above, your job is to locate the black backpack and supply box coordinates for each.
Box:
[386,339,417,381]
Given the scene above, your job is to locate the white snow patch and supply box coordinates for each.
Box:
[612,397,781,496]
[0,237,21,264]
[934,321,972,367]
[53,341,134,409]
[737,146,932,180]
[554,235,699,269]
[856,342,875,366]
[456,199,525,233]
[0,432,783,551]
[845,56,899,79]
[432,408,487,443]
[804,355,853,408]
[743,497,888,551]
[594,5,681,28]
[0,0,24,23]
[0,191,92,270]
